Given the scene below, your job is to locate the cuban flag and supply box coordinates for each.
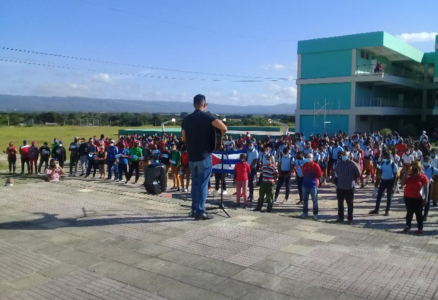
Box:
[212,149,247,174]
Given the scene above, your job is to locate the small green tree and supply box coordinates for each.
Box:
[380,128,392,137]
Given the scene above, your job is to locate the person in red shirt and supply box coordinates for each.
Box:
[401,162,429,235]
[116,138,129,149]
[233,153,251,208]
[301,153,323,219]
[179,145,190,192]
[396,139,407,158]
[157,139,165,151]
[6,142,17,174]
[19,140,30,174]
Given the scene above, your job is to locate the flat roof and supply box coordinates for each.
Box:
[298,31,425,63]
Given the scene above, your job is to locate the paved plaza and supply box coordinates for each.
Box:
[1,176,438,299]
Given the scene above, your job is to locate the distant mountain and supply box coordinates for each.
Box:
[0,94,296,115]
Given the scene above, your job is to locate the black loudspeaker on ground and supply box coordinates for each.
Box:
[143,163,167,195]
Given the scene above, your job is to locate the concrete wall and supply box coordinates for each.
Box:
[355,84,372,102]
[301,50,352,79]
[435,36,438,80]
[300,83,351,110]
[300,115,349,137]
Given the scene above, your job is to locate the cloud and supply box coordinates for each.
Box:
[396,32,437,43]
[269,84,297,99]
[0,63,297,105]
[90,73,112,83]
[262,63,287,71]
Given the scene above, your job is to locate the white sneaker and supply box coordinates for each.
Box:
[213,189,219,196]
[300,213,308,218]
[313,215,318,220]
[222,190,228,195]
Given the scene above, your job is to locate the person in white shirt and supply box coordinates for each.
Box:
[430,149,438,169]
[400,149,415,181]
[412,143,423,162]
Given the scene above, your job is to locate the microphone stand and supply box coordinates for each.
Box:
[206,146,231,218]
[219,146,231,218]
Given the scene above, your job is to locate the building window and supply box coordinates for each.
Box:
[361,51,365,59]
[360,116,368,122]
[365,53,369,60]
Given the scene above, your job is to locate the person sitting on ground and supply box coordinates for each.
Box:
[45,158,66,182]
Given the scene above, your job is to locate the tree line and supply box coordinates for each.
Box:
[0,112,295,127]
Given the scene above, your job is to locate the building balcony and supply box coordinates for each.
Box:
[355,64,427,87]
[355,98,421,115]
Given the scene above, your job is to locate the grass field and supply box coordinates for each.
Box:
[0,125,175,148]
[0,125,169,170]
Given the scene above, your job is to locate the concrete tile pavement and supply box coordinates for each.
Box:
[1,179,438,299]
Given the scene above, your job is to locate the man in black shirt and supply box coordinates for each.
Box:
[181,94,227,220]
[38,142,51,174]
[69,137,80,176]
[53,141,67,168]
[78,139,89,176]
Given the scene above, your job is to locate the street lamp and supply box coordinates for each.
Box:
[161,118,176,133]
[268,119,289,135]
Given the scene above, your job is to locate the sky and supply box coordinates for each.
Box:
[0,0,437,106]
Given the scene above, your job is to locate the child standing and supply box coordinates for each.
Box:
[233,153,251,208]
[254,155,278,212]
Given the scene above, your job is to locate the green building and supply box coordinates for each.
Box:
[295,32,438,136]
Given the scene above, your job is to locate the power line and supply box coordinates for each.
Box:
[0,58,295,83]
[73,0,294,43]
[0,46,290,81]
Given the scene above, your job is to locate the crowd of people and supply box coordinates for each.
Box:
[4,126,436,234]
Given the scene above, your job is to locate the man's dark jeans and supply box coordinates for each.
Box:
[275,174,291,200]
[337,188,354,221]
[248,167,257,199]
[375,179,394,212]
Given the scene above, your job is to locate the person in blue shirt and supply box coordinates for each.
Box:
[246,141,259,201]
[421,155,438,221]
[296,137,305,152]
[268,147,277,161]
[314,146,328,185]
[369,152,398,216]
[303,142,313,155]
[289,145,297,159]
[117,143,130,183]
[274,147,294,202]
[151,144,161,163]
[106,140,119,181]
[85,139,97,178]
[385,134,394,147]
[294,151,307,205]
[373,131,382,143]
[331,142,344,177]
